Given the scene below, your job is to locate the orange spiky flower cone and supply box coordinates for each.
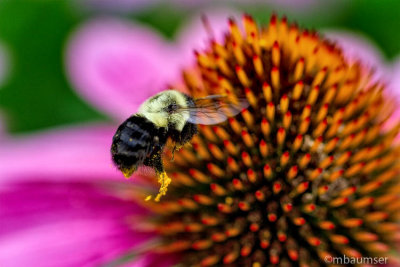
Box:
[137,14,400,266]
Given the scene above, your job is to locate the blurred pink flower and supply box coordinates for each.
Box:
[0,125,120,183]
[390,57,400,101]
[0,182,154,267]
[66,18,179,120]
[325,30,400,133]
[324,30,389,81]
[1,12,399,267]
[176,8,241,65]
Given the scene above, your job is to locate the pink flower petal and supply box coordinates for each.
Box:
[324,30,389,81]
[176,8,241,67]
[383,58,400,134]
[0,182,154,267]
[127,252,180,267]
[325,31,400,134]
[0,124,124,182]
[389,57,400,100]
[66,18,179,120]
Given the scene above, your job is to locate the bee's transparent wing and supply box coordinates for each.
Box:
[184,95,249,125]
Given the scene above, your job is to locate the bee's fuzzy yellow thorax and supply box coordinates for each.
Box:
[139,90,190,131]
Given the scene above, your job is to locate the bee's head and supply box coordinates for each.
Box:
[139,90,191,131]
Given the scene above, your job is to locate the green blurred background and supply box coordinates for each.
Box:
[0,0,399,134]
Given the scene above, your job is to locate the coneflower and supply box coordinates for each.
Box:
[137,14,400,266]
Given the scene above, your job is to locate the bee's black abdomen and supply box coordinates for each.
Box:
[111,115,167,174]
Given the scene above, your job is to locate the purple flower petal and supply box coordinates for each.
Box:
[324,30,389,82]
[389,57,400,100]
[66,18,179,120]
[0,124,124,182]
[325,31,400,134]
[176,8,241,67]
[383,58,400,134]
[127,252,181,267]
[0,182,154,267]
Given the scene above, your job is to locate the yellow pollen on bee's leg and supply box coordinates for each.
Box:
[152,172,172,202]
[144,172,172,202]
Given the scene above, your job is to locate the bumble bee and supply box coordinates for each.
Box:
[111,90,248,201]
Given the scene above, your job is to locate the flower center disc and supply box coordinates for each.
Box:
[139,14,400,266]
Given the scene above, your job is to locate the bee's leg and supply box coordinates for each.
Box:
[146,151,172,202]
[167,126,180,162]
[171,146,176,162]
[179,122,198,145]
[170,143,184,162]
